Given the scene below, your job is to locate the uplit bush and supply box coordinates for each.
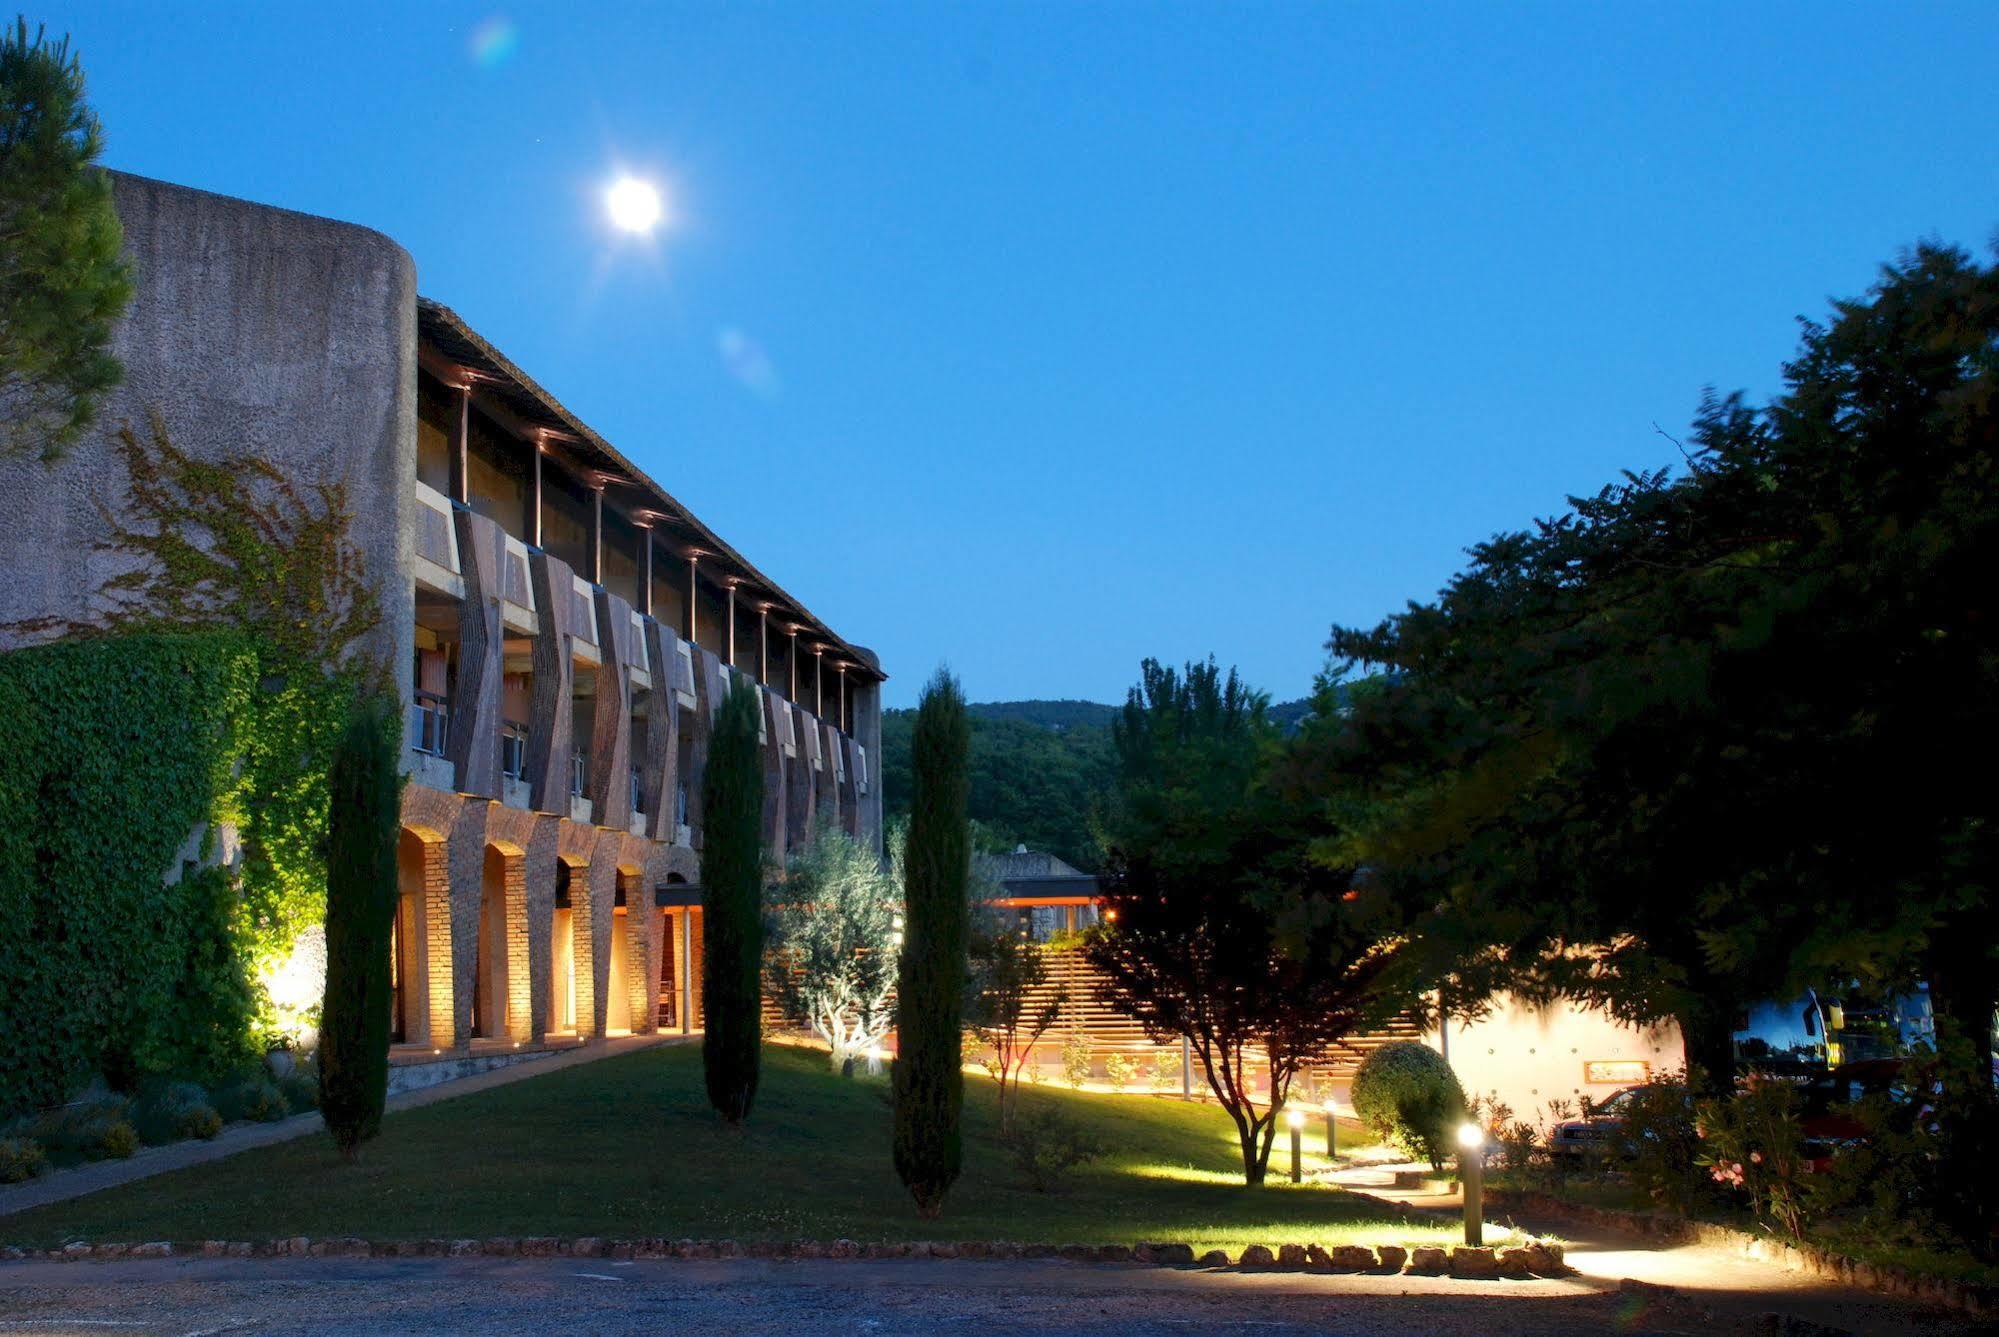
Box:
[1350,1041,1466,1171]
[1103,1053,1141,1088]
[1061,1033,1093,1087]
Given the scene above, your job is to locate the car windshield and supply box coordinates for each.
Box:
[1593,1089,1637,1116]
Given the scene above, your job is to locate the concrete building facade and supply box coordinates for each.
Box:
[0,173,885,1064]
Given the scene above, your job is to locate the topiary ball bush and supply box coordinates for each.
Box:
[1350,1041,1467,1171]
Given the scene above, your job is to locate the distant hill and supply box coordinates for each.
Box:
[965,699,1117,731]
[961,695,1322,734]
[879,693,1332,869]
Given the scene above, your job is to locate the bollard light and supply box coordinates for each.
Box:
[1325,1100,1337,1160]
[1456,1121,1485,1246]
[1286,1107,1305,1184]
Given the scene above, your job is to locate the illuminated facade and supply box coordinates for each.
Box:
[0,172,885,1066]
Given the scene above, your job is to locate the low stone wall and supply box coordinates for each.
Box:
[1488,1188,1996,1316]
[1,1236,1566,1277]
[385,1047,559,1096]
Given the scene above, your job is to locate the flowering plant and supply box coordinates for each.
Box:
[1694,1073,1810,1239]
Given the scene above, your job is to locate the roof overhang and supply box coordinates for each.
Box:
[417,298,885,683]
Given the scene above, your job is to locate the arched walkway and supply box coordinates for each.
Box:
[395,825,449,1048]
[548,857,584,1035]
[474,841,529,1041]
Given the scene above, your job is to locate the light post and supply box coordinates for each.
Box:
[1456,1121,1485,1246]
[1286,1107,1305,1184]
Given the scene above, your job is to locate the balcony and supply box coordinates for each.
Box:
[408,688,455,790]
[500,719,530,809]
[569,749,593,825]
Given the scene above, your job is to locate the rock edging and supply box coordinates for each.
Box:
[1487,1188,1996,1316]
[0,1235,1568,1278]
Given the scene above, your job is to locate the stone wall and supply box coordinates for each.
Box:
[0,172,418,698]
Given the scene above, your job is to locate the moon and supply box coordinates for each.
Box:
[606,176,664,234]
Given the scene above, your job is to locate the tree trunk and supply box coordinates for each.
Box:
[1922,919,1999,1259]
[1674,998,1738,1098]
[1927,923,1998,1098]
[1239,1131,1266,1186]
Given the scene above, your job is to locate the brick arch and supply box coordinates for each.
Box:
[397,825,450,1048]
[552,851,593,1039]
[610,862,653,1036]
[476,840,532,1042]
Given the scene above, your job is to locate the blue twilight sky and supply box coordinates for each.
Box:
[45,3,1999,707]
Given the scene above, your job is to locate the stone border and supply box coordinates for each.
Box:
[1488,1188,1996,1316]
[0,1236,1568,1278]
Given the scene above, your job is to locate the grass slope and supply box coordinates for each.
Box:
[5,1044,1447,1252]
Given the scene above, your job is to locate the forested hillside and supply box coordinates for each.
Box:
[878,694,1318,869]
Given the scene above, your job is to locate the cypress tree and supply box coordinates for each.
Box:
[701,678,765,1124]
[893,668,970,1217]
[318,693,403,1161]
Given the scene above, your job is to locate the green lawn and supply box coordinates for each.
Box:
[3,1043,1452,1252]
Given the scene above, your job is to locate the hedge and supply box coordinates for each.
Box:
[0,633,261,1116]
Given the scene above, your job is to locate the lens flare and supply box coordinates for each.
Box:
[718,328,779,397]
[469,15,519,69]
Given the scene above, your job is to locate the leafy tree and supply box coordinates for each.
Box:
[0,17,131,460]
[764,829,899,1076]
[701,679,765,1124]
[1084,658,1419,1186]
[893,667,970,1218]
[317,693,402,1162]
[1324,245,1999,1105]
[966,869,1066,1132]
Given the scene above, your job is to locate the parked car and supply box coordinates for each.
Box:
[1548,1087,1641,1161]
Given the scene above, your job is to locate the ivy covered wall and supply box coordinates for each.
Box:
[0,632,337,1116]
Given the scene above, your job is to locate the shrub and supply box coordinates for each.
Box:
[91,1117,139,1159]
[214,1074,290,1124]
[1062,1033,1093,1087]
[28,1093,135,1162]
[1152,1049,1181,1091]
[1104,1053,1141,1088]
[1351,1041,1466,1170]
[1695,1074,1811,1237]
[0,1136,47,1182]
[1620,1076,1709,1214]
[278,1053,320,1113]
[1004,1106,1108,1192]
[131,1080,222,1145]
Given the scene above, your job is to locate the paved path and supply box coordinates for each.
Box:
[0,1036,677,1220]
[1327,1159,1964,1336]
[0,1253,1946,1336]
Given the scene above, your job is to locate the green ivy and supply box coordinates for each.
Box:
[0,417,381,1108]
[0,633,261,1115]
